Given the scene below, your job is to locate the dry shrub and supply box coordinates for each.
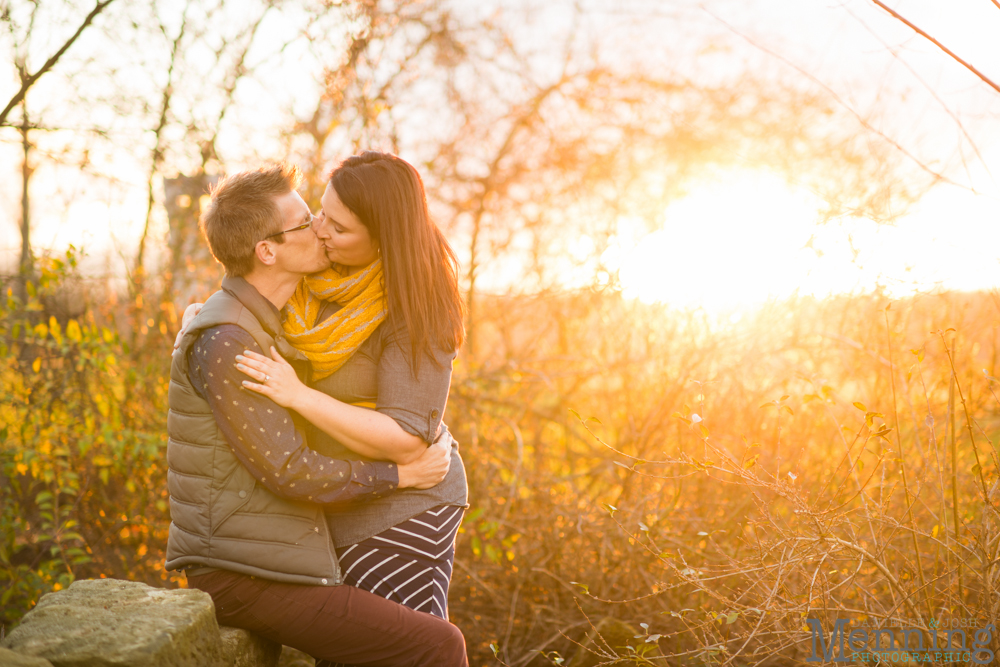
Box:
[451,289,1000,666]
[3,253,999,667]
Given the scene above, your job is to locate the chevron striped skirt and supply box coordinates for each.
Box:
[335,505,465,620]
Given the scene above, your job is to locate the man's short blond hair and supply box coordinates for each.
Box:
[200,163,303,277]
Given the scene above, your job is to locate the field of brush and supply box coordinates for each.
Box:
[451,289,1000,665]
[3,266,998,665]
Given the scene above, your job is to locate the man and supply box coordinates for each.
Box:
[165,163,468,666]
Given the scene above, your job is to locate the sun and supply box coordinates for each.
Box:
[608,170,824,312]
[607,169,1000,315]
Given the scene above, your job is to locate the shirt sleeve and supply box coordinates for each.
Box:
[187,325,399,508]
[376,325,457,442]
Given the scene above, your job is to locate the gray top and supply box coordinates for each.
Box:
[307,301,468,548]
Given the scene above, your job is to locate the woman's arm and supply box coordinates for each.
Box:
[191,326,448,507]
[236,348,427,465]
[292,384,427,464]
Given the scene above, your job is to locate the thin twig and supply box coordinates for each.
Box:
[869,0,1000,96]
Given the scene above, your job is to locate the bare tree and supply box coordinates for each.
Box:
[132,3,191,292]
[424,65,912,358]
[281,0,470,206]
[0,0,116,295]
[130,0,277,317]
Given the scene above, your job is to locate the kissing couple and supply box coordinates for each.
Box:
[167,152,469,666]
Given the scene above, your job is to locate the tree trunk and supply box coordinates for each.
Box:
[465,212,480,361]
[17,102,33,301]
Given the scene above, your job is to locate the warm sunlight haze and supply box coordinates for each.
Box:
[610,170,999,313]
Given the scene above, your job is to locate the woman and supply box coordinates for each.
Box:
[232,151,467,620]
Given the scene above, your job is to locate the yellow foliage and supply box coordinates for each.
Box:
[1,252,171,626]
[48,316,62,344]
[66,319,82,342]
[94,393,109,418]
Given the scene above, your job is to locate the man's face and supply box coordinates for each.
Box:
[270,190,330,275]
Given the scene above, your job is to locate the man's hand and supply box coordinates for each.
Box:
[172,303,203,357]
[397,439,451,489]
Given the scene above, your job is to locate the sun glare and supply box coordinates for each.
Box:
[610,171,826,312]
[608,170,1000,315]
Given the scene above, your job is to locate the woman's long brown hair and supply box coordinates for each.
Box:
[329,152,465,373]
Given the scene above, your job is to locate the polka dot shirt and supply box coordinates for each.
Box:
[188,325,398,507]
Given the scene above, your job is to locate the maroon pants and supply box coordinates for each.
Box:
[187,569,468,667]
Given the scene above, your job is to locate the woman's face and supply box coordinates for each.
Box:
[314,183,379,272]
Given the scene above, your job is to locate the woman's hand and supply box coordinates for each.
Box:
[236,347,308,410]
[397,439,451,489]
[171,303,203,357]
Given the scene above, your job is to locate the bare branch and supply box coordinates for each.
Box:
[843,4,995,187]
[0,0,118,126]
[134,4,190,284]
[869,0,1000,96]
[701,5,969,193]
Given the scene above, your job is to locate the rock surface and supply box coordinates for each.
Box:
[276,646,315,667]
[220,627,281,667]
[0,647,54,666]
[1,579,227,667]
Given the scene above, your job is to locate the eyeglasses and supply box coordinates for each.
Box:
[262,214,316,241]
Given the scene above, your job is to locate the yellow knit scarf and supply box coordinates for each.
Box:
[281,260,387,381]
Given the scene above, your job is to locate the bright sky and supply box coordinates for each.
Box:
[1,0,998,310]
[580,0,1000,311]
[607,169,1000,312]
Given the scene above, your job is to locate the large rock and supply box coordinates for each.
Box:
[0,647,53,666]
[219,627,280,667]
[1,579,227,667]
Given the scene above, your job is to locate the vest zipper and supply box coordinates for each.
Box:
[322,512,343,585]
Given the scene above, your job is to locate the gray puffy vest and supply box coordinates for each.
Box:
[165,277,342,586]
